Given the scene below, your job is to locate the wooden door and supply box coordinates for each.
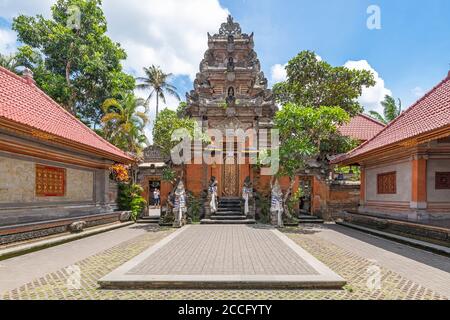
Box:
[222,155,239,197]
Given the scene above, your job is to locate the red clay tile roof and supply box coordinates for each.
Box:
[0,67,133,163]
[336,73,450,164]
[339,113,385,141]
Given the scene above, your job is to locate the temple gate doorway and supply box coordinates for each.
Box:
[222,154,240,197]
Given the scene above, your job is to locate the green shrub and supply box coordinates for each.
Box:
[118,183,147,221]
[187,192,201,223]
[130,197,146,221]
[256,193,270,224]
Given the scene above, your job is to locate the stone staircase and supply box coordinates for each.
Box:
[201,198,256,225]
[136,214,160,224]
[298,214,324,224]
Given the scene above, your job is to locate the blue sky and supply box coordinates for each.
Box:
[1,0,449,117]
[220,0,450,110]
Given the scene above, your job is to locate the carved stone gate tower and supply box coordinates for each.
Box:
[185,15,277,198]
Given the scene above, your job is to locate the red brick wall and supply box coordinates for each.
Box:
[186,164,204,196]
[160,181,173,205]
[312,177,329,215]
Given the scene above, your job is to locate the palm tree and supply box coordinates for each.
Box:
[369,95,402,124]
[101,94,149,157]
[136,65,181,117]
[0,53,22,74]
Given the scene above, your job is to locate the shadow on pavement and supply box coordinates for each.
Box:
[129,224,164,232]
[325,224,450,273]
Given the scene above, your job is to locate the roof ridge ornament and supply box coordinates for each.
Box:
[219,15,242,36]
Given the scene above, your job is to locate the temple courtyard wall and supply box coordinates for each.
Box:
[0,135,122,245]
[358,142,450,223]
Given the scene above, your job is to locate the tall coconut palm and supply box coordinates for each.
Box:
[101,94,149,157]
[136,65,181,117]
[369,95,402,124]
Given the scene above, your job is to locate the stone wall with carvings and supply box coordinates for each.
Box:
[0,155,94,204]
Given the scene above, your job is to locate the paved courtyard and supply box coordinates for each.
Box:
[0,223,449,300]
[99,225,344,289]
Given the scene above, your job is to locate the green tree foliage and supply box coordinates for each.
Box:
[153,108,209,181]
[274,103,352,215]
[273,51,376,116]
[152,108,207,158]
[136,65,181,117]
[176,101,188,118]
[186,192,201,223]
[0,53,22,73]
[12,0,135,127]
[369,95,402,124]
[101,94,149,157]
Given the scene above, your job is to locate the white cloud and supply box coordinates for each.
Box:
[0,0,53,18]
[0,28,16,54]
[0,0,228,80]
[344,60,392,114]
[411,86,425,98]
[0,0,229,142]
[270,63,287,84]
[103,0,228,80]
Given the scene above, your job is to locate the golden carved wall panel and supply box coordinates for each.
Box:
[36,164,66,197]
[0,156,94,203]
[377,171,397,194]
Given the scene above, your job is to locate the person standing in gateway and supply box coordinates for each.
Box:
[153,188,161,208]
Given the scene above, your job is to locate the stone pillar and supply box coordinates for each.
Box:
[411,155,428,210]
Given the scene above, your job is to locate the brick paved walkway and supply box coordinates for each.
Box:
[0,224,448,300]
[308,224,450,297]
[0,224,166,294]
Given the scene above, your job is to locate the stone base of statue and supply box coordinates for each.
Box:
[172,209,187,228]
[270,209,284,228]
[204,194,213,219]
[244,193,256,220]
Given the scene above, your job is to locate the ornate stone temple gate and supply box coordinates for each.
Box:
[185,15,277,200]
[138,16,363,224]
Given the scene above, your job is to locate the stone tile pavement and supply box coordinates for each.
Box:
[307,224,450,297]
[0,224,448,300]
[128,225,318,275]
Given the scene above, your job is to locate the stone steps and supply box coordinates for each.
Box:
[136,215,160,224]
[201,197,252,225]
[210,215,248,220]
[201,219,256,225]
[216,210,243,215]
[298,215,324,224]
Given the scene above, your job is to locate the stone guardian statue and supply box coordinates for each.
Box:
[270,179,284,228]
[173,180,187,228]
[242,176,253,217]
[208,177,218,214]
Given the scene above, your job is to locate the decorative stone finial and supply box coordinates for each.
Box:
[22,68,35,85]
[219,15,242,36]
